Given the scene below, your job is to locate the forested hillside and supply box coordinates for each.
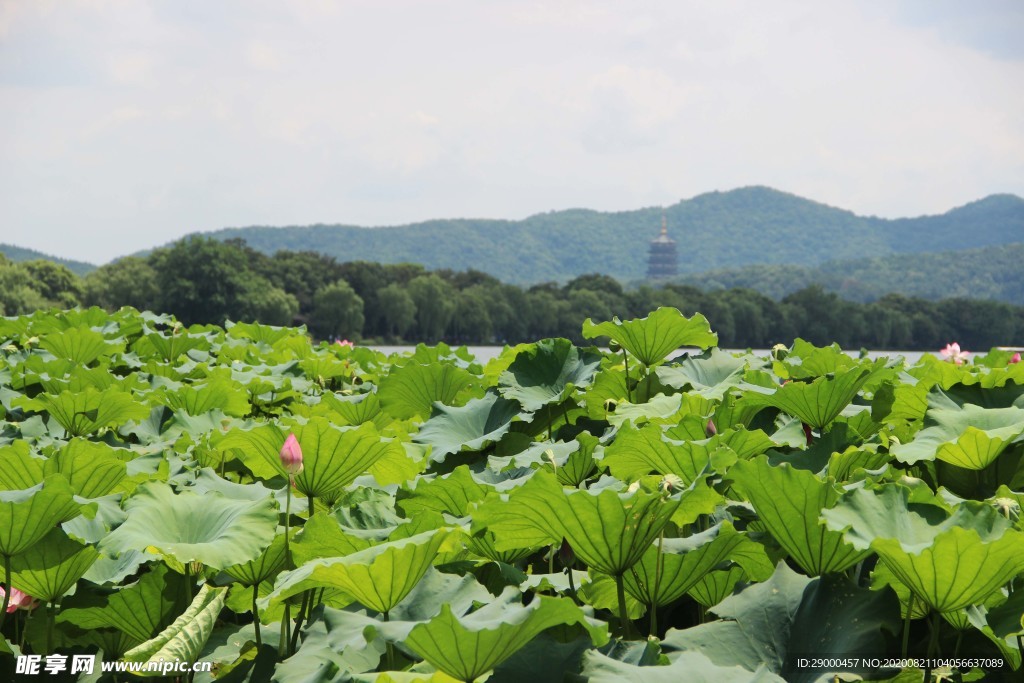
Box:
[193,187,1024,283]
[0,243,95,276]
[3,238,1023,351]
[673,242,1024,304]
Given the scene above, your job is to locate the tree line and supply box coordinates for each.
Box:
[2,236,1022,350]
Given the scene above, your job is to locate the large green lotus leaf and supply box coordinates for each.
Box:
[602,423,757,484]
[550,433,599,487]
[472,471,682,576]
[577,572,645,619]
[310,568,496,659]
[399,466,492,518]
[59,563,184,644]
[223,532,288,586]
[415,392,523,463]
[9,527,98,602]
[602,422,709,483]
[655,348,751,400]
[0,475,85,556]
[662,564,897,683]
[624,523,773,607]
[742,367,873,430]
[728,457,869,576]
[15,386,152,437]
[133,331,211,362]
[891,401,1024,468]
[823,486,1024,612]
[217,418,413,494]
[580,649,785,683]
[774,339,859,380]
[162,378,251,418]
[378,362,480,421]
[405,588,609,683]
[582,308,718,367]
[687,566,747,608]
[290,511,374,565]
[101,482,278,570]
[123,584,228,673]
[263,529,455,614]
[44,438,128,498]
[39,326,123,366]
[0,441,43,490]
[318,391,391,429]
[497,338,602,412]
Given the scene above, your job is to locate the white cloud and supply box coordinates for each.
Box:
[0,0,1021,263]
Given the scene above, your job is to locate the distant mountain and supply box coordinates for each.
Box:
[0,244,96,276]
[671,242,1024,305]
[191,187,1024,284]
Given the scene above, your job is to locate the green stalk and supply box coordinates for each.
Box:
[252,584,262,648]
[622,350,632,403]
[902,594,915,658]
[383,611,396,671]
[184,563,193,607]
[650,529,665,637]
[308,494,315,517]
[924,610,940,681]
[47,600,55,653]
[615,573,633,640]
[0,555,11,632]
[289,591,310,654]
[280,481,294,657]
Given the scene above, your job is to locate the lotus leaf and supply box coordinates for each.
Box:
[405,588,609,683]
[582,308,718,367]
[101,482,278,570]
[823,485,1024,611]
[123,583,228,672]
[729,457,869,576]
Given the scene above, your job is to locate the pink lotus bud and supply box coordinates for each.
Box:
[1,586,39,613]
[336,339,354,348]
[1011,352,1021,365]
[705,419,717,437]
[279,434,303,477]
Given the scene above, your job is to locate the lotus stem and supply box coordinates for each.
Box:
[901,594,915,657]
[924,610,940,681]
[383,611,396,671]
[0,554,11,632]
[184,563,193,606]
[289,591,310,654]
[622,350,632,403]
[251,583,262,648]
[650,529,665,637]
[281,481,294,656]
[308,494,315,517]
[47,600,55,653]
[615,573,634,639]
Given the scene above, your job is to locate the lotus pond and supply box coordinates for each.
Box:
[0,307,1023,682]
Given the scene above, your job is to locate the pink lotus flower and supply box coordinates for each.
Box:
[1011,352,1021,364]
[336,339,354,348]
[279,434,303,478]
[939,342,969,366]
[1,586,39,613]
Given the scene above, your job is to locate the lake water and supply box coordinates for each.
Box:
[372,345,930,366]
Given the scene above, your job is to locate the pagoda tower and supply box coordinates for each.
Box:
[646,215,678,279]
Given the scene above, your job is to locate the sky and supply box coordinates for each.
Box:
[1,0,1023,265]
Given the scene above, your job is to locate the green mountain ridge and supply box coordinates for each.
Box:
[0,243,96,276]
[195,186,1024,284]
[673,242,1024,304]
